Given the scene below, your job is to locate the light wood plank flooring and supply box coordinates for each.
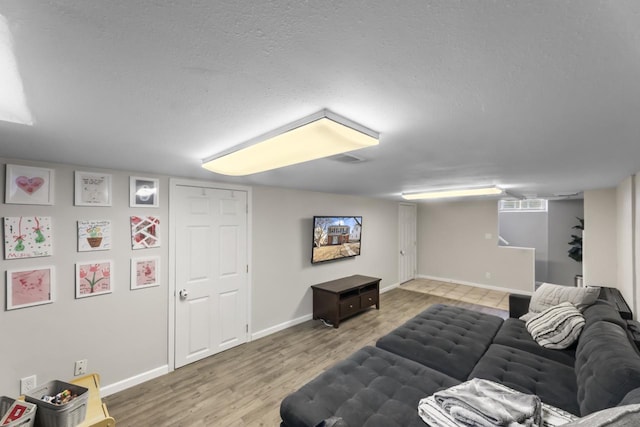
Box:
[105,282,507,426]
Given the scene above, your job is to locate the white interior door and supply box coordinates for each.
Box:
[174,185,248,368]
[399,203,417,284]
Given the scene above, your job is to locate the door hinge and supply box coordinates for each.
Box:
[246,264,249,273]
[246,324,249,333]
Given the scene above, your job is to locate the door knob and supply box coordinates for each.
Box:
[400,250,405,255]
[179,289,188,299]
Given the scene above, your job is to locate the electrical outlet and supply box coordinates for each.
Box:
[485,272,492,279]
[20,375,36,395]
[74,359,88,376]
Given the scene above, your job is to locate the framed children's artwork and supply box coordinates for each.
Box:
[76,261,113,298]
[130,176,159,207]
[131,256,160,290]
[131,216,160,249]
[4,216,53,259]
[77,220,112,251]
[5,164,55,205]
[6,266,55,310]
[75,171,112,206]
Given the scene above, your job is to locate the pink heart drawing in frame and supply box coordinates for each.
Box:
[15,176,45,195]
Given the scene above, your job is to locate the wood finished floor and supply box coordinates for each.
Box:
[105,284,507,426]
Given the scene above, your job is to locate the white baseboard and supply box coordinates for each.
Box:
[381,281,400,293]
[251,313,313,341]
[101,365,169,397]
[251,281,401,340]
[416,274,533,296]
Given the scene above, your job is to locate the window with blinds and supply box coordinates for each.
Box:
[499,199,548,212]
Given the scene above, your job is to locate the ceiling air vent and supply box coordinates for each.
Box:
[328,153,366,164]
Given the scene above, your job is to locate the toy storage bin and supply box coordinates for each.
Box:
[24,381,88,427]
[0,396,36,427]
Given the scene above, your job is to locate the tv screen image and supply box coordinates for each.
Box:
[312,216,362,264]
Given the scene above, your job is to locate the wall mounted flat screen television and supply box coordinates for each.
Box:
[311,216,362,264]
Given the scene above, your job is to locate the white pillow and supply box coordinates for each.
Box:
[525,302,585,349]
[520,283,600,322]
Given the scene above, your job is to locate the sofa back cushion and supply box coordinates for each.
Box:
[575,322,640,415]
[520,283,600,321]
[582,300,627,330]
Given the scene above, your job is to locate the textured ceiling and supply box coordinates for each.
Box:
[1,1,640,201]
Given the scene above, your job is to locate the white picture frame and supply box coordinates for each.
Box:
[5,164,55,205]
[75,260,113,298]
[74,171,112,206]
[131,256,160,290]
[130,216,160,249]
[130,176,159,208]
[77,220,112,252]
[6,266,55,310]
[4,216,53,259]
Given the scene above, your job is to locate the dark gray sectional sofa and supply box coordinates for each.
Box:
[280,298,640,427]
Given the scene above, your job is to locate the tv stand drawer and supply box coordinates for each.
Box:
[340,296,361,317]
[360,291,378,308]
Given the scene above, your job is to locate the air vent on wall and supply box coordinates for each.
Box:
[328,153,366,164]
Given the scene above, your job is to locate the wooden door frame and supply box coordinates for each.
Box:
[168,178,253,371]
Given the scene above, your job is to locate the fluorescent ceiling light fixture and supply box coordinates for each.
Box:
[0,14,33,125]
[402,186,503,200]
[202,110,379,176]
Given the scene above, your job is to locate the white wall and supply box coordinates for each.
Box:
[617,177,634,313]
[583,188,617,287]
[417,200,535,294]
[251,186,400,336]
[0,158,403,396]
[547,199,584,286]
[0,158,168,397]
[498,211,548,282]
[635,174,640,318]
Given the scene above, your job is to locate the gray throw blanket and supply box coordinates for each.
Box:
[433,378,542,427]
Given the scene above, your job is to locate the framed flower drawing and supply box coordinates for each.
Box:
[76,261,113,298]
[131,256,160,290]
[77,220,112,252]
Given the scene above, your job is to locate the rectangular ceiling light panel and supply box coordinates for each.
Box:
[402,186,503,200]
[202,110,379,176]
[0,15,33,125]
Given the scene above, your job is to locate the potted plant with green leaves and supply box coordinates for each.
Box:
[568,217,583,286]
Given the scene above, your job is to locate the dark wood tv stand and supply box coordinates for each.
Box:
[312,275,381,328]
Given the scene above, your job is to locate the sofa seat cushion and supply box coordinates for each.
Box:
[469,344,580,415]
[575,322,640,416]
[376,304,504,380]
[493,318,576,366]
[280,346,459,427]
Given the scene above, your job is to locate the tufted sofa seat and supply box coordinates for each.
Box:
[279,346,459,427]
[492,318,576,366]
[376,304,503,380]
[469,343,580,414]
[280,298,640,427]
